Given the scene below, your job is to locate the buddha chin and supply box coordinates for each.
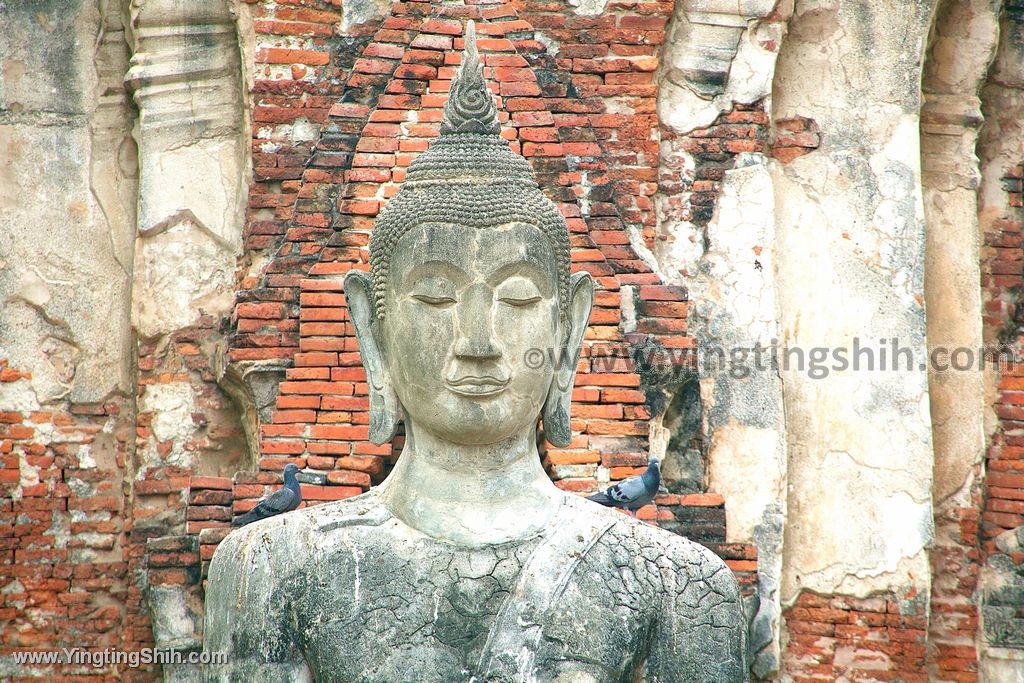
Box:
[396,381,544,447]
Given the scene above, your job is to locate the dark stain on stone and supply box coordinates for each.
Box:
[3,0,85,113]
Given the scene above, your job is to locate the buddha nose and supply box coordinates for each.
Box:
[454,284,500,360]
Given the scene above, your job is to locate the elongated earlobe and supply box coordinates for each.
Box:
[542,271,594,447]
[344,270,403,444]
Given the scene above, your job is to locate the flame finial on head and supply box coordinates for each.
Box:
[440,20,501,136]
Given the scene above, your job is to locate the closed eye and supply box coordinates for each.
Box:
[412,294,456,306]
[498,295,542,307]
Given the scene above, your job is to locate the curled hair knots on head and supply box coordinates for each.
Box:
[367,20,572,322]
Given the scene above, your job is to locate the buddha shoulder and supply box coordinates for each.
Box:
[589,503,741,595]
[209,492,390,576]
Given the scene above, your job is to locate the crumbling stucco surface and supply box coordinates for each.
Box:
[0,0,136,404]
[126,0,249,339]
[121,0,251,484]
[688,162,788,675]
[919,5,1002,677]
[658,0,785,135]
[654,2,793,674]
[922,0,1000,509]
[771,0,937,601]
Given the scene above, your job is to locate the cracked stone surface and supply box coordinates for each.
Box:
[204,492,747,683]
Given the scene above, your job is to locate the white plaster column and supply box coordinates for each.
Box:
[919,4,1001,676]
[126,0,249,339]
[772,0,938,602]
[921,0,1000,508]
[0,1,137,404]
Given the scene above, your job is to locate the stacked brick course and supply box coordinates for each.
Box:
[927,500,984,682]
[0,363,135,680]
[977,158,1024,664]
[983,152,1024,520]
[770,116,821,165]
[657,104,769,236]
[782,591,930,683]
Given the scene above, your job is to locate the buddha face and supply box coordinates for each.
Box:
[380,222,560,445]
[346,220,592,448]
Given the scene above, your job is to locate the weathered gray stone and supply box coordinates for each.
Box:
[657,0,783,133]
[204,23,747,682]
[126,0,248,339]
[0,1,136,404]
[983,550,1024,650]
[206,492,745,682]
[145,535,205,683]
[216,357,289,470]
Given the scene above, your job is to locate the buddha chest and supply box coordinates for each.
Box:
[289,520,656,683]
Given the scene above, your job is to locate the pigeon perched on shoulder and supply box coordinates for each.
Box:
[587,456,661,516]
[232,463,303,527]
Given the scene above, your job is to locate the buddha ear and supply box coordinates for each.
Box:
[344,270,403,444]
[542,271,594,447]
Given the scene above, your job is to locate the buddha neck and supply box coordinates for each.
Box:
[376,421,563,547]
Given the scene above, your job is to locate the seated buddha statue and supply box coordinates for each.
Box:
[203,22,747,683]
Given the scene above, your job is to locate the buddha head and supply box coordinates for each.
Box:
[343,21,593,449]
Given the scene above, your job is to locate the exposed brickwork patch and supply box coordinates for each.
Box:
[656,104,770,238]
[982,161,1024,555]
[770,116,821,164]
[781,591,929,682]
[927,502,983,682]
[0,360,137,679]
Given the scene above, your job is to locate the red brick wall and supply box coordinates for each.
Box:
[232,0,688,494]
[974,159,1024,669]
[983,163,1024,552]
[0,363,137,680]
[782,591,930,683]
[926,500,983,682]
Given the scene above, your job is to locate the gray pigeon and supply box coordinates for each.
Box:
[587,456,661,516]
[232,463,303,527]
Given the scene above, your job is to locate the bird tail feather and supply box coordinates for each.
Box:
[232,511,255,527]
